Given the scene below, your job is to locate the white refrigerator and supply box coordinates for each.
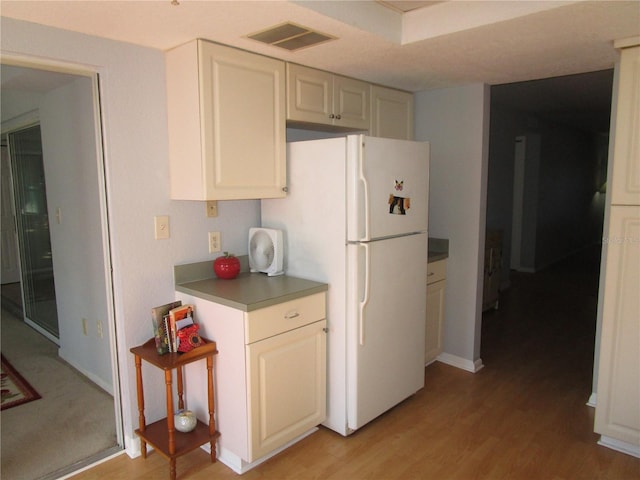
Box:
[261,134,429,436]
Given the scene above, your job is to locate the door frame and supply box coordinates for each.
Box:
[0,54,123,449]
[1,144,21,285]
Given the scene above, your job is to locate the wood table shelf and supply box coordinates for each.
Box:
[130,338,220,480]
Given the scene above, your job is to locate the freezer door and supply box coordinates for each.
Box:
[346,233,427,432]
[347,135,429,241]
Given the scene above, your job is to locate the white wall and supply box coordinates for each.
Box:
[414,84,490,371]
[39,77,113,392]
[1,17,260,455]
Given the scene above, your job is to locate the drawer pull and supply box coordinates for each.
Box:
[428,272,435,277]
[285,312,300,319]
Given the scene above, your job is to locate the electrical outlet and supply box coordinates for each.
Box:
[97,321,104,339]
[206,201,218,217]
[82,318,88,336]
[208,231,221,253]
[154,215,170,240]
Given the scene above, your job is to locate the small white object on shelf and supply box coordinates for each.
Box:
[174,409,197,433]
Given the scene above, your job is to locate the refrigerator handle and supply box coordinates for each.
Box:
[359,242,371,346]
[358,153,370,241]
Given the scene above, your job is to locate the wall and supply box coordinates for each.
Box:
[39,77,113,391]
[1,17,260,456]
[414,84,490,371]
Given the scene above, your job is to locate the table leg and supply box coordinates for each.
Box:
[177,365,184,411]
[165,369,176,456]
[134,354,147,458]
[170,458,176,480]
[207,356,216,463]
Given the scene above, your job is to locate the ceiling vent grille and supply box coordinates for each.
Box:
[247,22,336,51]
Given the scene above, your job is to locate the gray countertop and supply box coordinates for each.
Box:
[175,260,327,312]
[428,237,449,263]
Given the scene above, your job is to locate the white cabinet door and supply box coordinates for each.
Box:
[370,85,414,140]
[167,39,286,200]
[286,63,332,125]
[286,63,369,130]
[425,278,445,365]
[333,75,369,130]
[246,320,327,461]
[610,46,640,205]
[595,205,640,447]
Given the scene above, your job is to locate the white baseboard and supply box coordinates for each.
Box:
[203,427,319,474]
[598,435,640,458]
[437,353,484,373]
[124,433,142,458]
[58,348,114,395]
[586,392,597,408]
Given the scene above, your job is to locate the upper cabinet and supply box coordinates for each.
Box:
[286,63,370,130]
[370,85,414,140]
[166,39,286,201]
[610,45,640,205]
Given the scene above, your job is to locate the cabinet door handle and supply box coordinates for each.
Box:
[428,272,435,277]
[323,327,329,333]
[285,312,300,319]
[329,113,335,119]
[335,114,341,120]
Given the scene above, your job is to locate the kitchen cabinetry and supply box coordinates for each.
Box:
[174,274,327,474]
[370,85,414,140]
[246,315,326,460]
[286,63,369,130]
[425,259,446,365]
[595,41,640,456]
[609,45,640,205]
[166,39,286,200]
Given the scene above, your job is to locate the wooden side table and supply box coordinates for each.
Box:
[130,338,220,480]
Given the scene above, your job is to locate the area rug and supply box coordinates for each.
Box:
[1,354,41,410]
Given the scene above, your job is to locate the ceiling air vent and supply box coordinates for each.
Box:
[247,22,336,51]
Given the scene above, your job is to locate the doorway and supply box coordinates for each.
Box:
[5,124,60,341]
[0,62,122,478]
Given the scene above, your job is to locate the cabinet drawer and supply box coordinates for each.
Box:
[244,292,326,344]
[427,259,447,285]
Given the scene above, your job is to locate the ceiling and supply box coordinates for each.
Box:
[1,1,638,133]
[1,1,638,91]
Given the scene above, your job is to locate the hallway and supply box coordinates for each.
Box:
[0,285,118,480]
[71,245,639,480]
[480,244,601,412]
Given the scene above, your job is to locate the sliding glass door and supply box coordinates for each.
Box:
[8,124,59,339]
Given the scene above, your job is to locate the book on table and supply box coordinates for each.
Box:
[151,300,182,355]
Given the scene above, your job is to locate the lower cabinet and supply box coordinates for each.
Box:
[425,259,446,365]
[177,290,327,473]
[595,206,640,451]
[247,320,326,460]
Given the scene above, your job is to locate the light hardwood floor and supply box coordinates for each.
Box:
[71,247,640,479]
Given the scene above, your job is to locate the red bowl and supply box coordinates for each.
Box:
[214,256,240,279]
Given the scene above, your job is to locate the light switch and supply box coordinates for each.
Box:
[154,215,170,239]
[206,201,218,217]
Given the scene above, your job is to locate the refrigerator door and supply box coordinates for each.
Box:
[347,135,429,242]
[346,232,427,432]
